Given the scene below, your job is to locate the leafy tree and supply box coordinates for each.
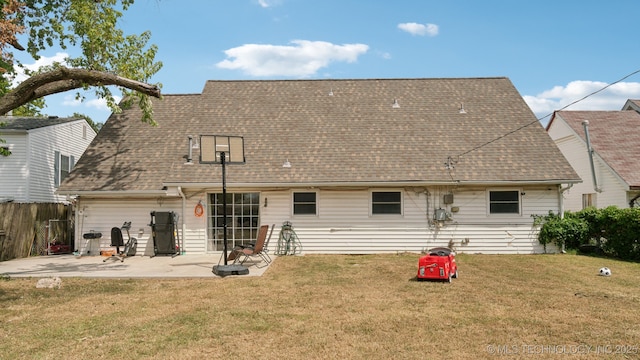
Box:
[71,112,101,133]
[0,0,162,123]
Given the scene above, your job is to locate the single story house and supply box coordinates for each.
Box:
[0,116,97,203]
[57,78,580,256]
[546,102,640,210]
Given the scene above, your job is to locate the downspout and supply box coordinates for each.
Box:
[558,183,573,253]
[67,195,80,254]
[177,186,186,254]
[582,120,602,193]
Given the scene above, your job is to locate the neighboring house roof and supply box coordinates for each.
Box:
[622,99,640,112]
[549,110,640,188]
[58,78,580,194]
[0,116,80,132]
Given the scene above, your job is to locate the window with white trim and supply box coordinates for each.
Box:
[207,192,260,251]
[371,191,402,215]
[488,190,520,214]
[54,151,75,187]
[293,192,317,215]
[582,193,595,209]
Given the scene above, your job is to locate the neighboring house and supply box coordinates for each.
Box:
[546,104,640,210]
[0,116,97,203]
[57,78,580,256]
[622,99,640,112]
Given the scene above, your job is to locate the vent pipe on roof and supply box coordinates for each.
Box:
[186,136,193,164]
[582,120,601,193]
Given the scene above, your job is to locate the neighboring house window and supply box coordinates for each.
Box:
[372,191,402,215]
[54,151,75,187]
[293,192,317,215]
[83,125,87,140]
[488,190,520,214]
[582,193,595,209]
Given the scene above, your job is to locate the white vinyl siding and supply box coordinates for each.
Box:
[73,185,561,257]
[74,198,183,256]
[259,187,556,255]
[0,120,95,203]
[0,134,28,202]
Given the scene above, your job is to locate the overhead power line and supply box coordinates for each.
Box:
[453,68,640,160]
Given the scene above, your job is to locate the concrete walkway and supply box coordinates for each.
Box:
[0,253,272,279]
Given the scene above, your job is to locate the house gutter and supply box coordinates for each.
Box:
[162,179,580,189]
[55,190,171,197]
[58,179,581,198]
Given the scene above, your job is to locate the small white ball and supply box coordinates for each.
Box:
[599,267,611,276]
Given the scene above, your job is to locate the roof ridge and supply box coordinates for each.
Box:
[204,77,509,84]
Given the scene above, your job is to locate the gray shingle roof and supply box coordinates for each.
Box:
[58,78,580,193]
[0,116,79,131]
[553,110,640,188]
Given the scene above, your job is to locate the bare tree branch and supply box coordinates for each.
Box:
[0,66,161,115]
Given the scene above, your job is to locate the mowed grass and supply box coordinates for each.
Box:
[1,254,639,360]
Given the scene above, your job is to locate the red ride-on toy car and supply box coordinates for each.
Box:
[417,247,458,283]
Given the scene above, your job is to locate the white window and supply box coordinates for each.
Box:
[371,191,402,215]
[582,193,595,209]
[54,151,75,187]
[488,190,520,215]
[207,192,260,251]
[293,192,317,215]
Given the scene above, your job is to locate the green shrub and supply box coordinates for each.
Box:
[533,211,588,251]
[535,206,640,260]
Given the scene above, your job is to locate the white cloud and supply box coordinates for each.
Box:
[12,52,68,85]
[86,97,121,111]
[523,80,640,120]
[58,94,119,114]
[216,40,369,77]
[61,94,82,107]
[257,0,282,8]
[398,22,439,36]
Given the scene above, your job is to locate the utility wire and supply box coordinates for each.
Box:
[454,68,640,160]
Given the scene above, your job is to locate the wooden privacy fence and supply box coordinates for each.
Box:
[0,203,71,261]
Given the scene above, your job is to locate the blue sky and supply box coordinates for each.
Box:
[12,0,640,125]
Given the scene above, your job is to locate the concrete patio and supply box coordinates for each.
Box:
[0,253,272,279]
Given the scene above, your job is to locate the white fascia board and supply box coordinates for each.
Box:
[55,190,169,197]
[163,179,581,189]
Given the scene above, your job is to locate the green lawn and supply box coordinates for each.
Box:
[1,253,639,359]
